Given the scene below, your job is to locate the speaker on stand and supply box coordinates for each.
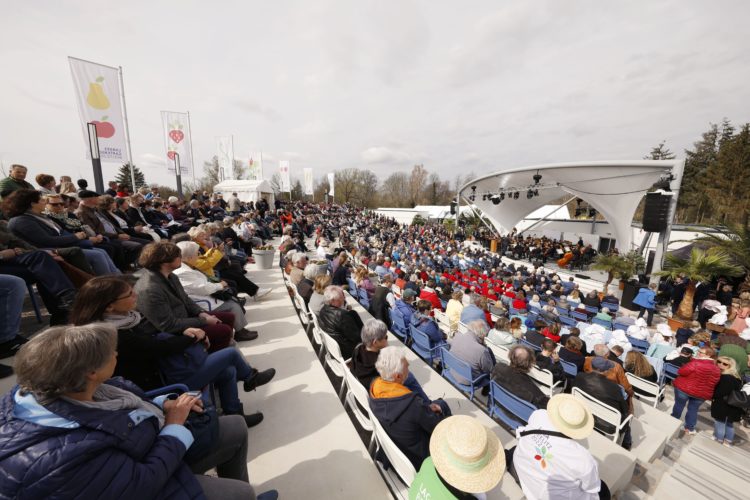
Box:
[642,192,672,233]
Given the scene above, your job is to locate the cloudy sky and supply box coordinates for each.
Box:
[1,0,749,189]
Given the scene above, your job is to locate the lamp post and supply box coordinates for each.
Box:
[87,122,104,193]
[173,152,183,199]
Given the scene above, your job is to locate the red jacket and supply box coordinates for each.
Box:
[419,289,443,311]
[674,358,721,400]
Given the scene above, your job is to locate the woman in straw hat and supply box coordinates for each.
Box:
[507,394,610,500]
[409,415,505,499]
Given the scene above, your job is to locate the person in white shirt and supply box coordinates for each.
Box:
[506,394,609,500]
[174,241,257,342]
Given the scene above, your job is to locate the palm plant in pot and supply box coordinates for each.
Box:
[617,251,646,289]
[692,223,750,294]
[591,253,630,294]
[657,247,743,327]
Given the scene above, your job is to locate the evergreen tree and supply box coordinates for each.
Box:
[291,179,303,200]
[115,163,147,191]
[705,123,750,227]
[677,124,719,223]
[644,140,676,160]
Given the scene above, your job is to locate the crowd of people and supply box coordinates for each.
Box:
[2,161,749,499]
[278,203,749,499]
[0,164,304,499]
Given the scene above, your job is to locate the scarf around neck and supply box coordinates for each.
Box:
[103,311,143,329]
[62,383,165,428]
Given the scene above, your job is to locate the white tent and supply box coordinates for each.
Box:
[213,179,275,206]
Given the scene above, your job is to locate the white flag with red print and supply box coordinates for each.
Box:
[161,111,192,172]
[279,161,291,192]
[68,57,127,161]
[303,168,314,195]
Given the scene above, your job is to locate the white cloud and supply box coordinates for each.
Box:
[361,146,413,164]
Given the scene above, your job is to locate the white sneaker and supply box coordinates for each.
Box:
[253,288,272,301]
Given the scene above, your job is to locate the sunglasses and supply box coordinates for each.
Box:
[47,202,65,206]
[717,361,730,367]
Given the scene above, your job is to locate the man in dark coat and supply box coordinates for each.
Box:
[573,357,632,449]
[491,345,549,409]
[368,346,448,469]
[369,273,394,327]
[317,285,364,359]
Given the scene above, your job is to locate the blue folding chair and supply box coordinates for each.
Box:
[488,380,537,430]
[389,308,410,343]
[560,315,577,327]
[663,362,680,383]
[520,338,541,352]
[358,288,370,309]
[571,310,589,322]
[613,321,630,331]
[440,299,448,310]
[626,335,650,353]
[144,383,190,398]
[26,284,43,323]
[194,299,213,312]
[567,300,580,309]
[584,305,599,315]
[555,306,570,317]
[439,347,490,401]
[605,303,620,314]
[592,317,612,330]
[560,359,578,378]
[409,324,445,366]
[347,278,358,298]
[528,305,542,315]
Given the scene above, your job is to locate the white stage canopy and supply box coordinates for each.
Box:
[459,160,685,252]
[213,179,275,206]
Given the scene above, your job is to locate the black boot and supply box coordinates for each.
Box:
[244,368,276,392]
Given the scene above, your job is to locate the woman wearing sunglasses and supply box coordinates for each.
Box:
[711,356,744,446]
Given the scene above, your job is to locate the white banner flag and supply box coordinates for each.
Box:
[161,111,191,173]
[248,152,264,181]
[327,172,335,197]
[303,168,314,195]
[69,57,127,162]
[216,136,234,181]
[279,161,291,192]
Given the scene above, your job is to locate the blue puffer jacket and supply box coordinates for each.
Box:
[0,381,205,499]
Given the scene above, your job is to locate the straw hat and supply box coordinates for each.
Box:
[429,415,505,494]
[547,394,595,440]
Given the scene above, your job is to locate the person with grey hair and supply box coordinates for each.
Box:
[173,241,256,341]
[446,319,495,387]
[368,346,450,469]
[296,262,323,305]
[492,345,550,409]
[1,324,275,499]
[584,344,634,412]
[289,252,308,286]
[459,292,489,328]
[317,285,364,359]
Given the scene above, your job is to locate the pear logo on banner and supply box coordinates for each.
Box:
[248,152,264,181]
[69,57,127,161]
[161,111,192,173]
[279,161,291,192]
[303,168,314,195]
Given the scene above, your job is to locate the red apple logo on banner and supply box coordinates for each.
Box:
[169,129,184,143]
[92,116,115,138]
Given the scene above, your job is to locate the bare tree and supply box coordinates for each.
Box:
[380,172,409,207]
[408,164,428,207]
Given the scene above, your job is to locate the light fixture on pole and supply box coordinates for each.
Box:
[87,122,104,194]
[173,152,183,199]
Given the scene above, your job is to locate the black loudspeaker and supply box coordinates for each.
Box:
[642,193,671,232]
[621,281,642,310]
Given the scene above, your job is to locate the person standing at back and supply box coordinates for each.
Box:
[671,346,721,435]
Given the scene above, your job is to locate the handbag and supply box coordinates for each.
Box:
[57,259,95,289]
[182,400,220,463]
[725,389,750,409]
[156,333,208,383]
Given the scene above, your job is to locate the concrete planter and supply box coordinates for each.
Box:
[255,250,275,270]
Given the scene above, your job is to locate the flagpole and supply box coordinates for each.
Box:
[118,66,137,191]
[187,111,196,186]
